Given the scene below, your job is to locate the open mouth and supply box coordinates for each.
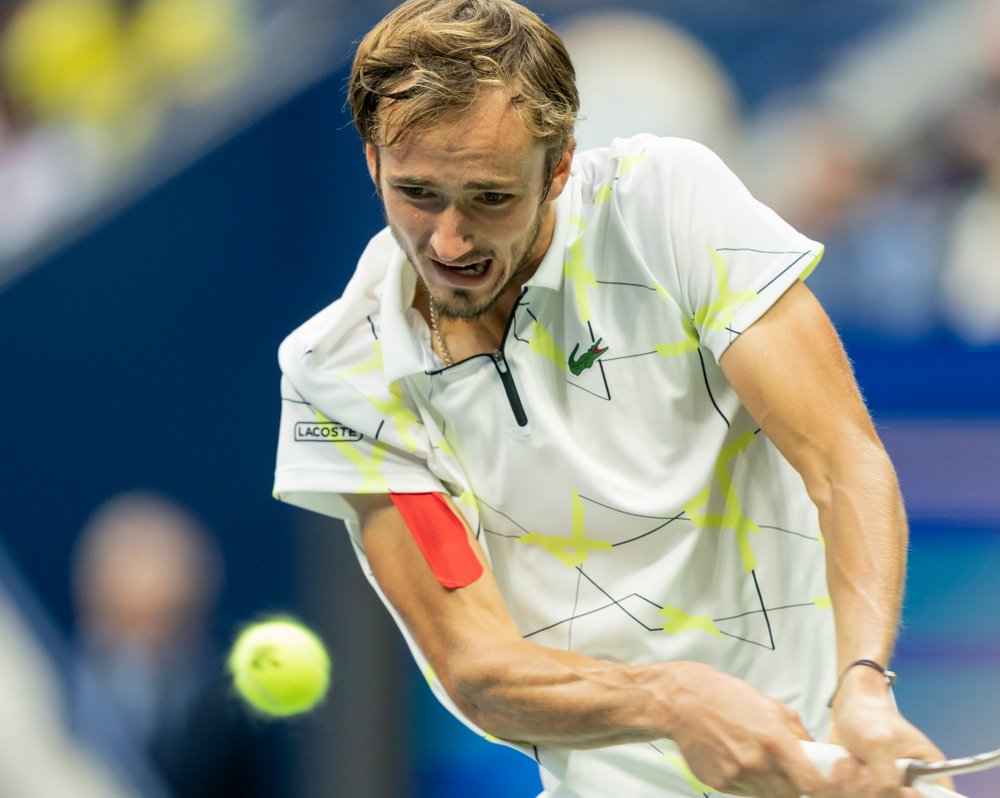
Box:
[432,257,493,283]
[449,260,489,276]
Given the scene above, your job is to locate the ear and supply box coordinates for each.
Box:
[365,143,379,187]
[544,139,576,203]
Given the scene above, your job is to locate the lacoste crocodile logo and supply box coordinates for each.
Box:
[568,338,608,375]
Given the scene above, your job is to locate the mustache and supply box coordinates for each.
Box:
[423,251,494,266]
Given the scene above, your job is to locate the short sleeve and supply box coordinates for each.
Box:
[619,136,824,363]
[273,376,444,522]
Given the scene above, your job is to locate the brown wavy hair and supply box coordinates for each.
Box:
[349,0,579,179]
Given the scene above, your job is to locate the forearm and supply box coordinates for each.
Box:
[814,444,946,784]
[444,636,692,747]
[446,637,826,797]
[815,440,907,671]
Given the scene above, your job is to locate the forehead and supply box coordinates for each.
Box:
[379,89,546,185]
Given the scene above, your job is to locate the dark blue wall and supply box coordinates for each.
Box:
[0,70,380,636]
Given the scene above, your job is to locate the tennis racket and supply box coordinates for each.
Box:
[801,740,1000,797]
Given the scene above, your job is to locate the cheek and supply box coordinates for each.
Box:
[495,209,537,251]
[384,199,424,241]
[510,208,543,253]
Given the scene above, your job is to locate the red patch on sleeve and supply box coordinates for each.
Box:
[389,493,484,589]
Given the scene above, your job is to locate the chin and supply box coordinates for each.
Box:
[436,292,497,321]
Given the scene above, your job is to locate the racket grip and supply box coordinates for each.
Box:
[799,741,968,798]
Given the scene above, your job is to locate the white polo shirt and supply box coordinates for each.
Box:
[274,135,832,797]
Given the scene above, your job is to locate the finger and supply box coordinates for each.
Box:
[829,754,863,785]
[897,732,952,793]
[724,738,826,798]
[869,760,904,798]
[782,704,813,741]
[730,767,806,798]
[771,736,836,797]
[902,730,947,763]
[852,733,902,797]
[803,760,865,798]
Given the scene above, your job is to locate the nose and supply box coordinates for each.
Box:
[429,206,473,263]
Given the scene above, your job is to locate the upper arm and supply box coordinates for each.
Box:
[347,493,523,705]
[719,281,888,500]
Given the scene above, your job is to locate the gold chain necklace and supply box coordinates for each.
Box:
[427,299,453,366]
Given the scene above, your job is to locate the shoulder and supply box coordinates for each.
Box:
[572,135,727,195]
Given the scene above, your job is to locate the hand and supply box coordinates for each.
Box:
[669,663,840,797]
[829,664,949,797]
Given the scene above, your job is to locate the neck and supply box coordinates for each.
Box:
[420,288,516,362]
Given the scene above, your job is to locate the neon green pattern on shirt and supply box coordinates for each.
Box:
[565,215,598,324]
[685,430,760,572]
[660,604,723,639]
[659,751,714,795]
[695,247,759,332]
[313,409,390,492]
[527,321,568,371]
[518,489,613,567]
[653,285,700,357]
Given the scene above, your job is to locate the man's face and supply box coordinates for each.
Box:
[367,89,571,320]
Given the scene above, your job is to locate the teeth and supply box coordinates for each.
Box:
[452,260,487,276]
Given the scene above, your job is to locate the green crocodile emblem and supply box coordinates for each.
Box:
[568,338,608,376]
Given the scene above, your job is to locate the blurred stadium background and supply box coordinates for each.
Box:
[1,0,999,795]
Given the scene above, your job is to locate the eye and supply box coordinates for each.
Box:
[479,191,510,205]
[399,186,432,200]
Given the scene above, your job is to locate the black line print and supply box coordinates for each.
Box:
[698,349,730,428]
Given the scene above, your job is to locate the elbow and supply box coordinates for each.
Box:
[438,644,546,741]
[800,434,899,515]
[437,653,506,733]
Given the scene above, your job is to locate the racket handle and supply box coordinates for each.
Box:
[799,741,968,798]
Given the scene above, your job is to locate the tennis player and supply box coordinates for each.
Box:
[273,1,944,795]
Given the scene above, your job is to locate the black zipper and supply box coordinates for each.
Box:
[492,287,530,427]
[491,349,528,427]
[430,288,530,427]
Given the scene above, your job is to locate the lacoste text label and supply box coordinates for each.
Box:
[295,422,362,442]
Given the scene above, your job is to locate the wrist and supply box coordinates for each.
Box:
[828,658,896,710]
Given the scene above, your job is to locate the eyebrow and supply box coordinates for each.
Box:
[387,175,517,191]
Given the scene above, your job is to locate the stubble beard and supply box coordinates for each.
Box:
[390,204,546,322]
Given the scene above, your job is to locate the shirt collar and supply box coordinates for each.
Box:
[523,184,573,292]
[380,247,431,383]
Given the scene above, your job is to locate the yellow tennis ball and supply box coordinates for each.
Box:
[227,618,331,718]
